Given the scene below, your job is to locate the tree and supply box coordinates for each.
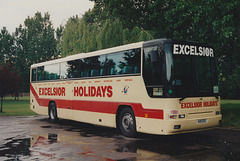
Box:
[162,0,240,98]
[56,25,64,56]
[0,63,21,112]
[62,16,82,56]
[97,19,124,49]
[91,0,152,30]
[14,12,57,91]
[90,0,240,98]
[61,15,154,57]
[0,27,15,64]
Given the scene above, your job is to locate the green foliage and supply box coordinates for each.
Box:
[221,100,240,127]
[0,63,21,112]
[0,1,239,99]
[97,19,124,49]
[15,12,57,64]
[14,12,57,91]
[56,25,64,56]
[90,0,240,99]
[0,27,15,64]
[219,69,240,99]
[62,16,82,56]
[129,27,154,43]
[62,17,154,56]
[92,0,151,30]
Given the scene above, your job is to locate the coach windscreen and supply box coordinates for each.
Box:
[164,42,219,98]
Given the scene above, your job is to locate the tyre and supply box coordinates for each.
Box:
[49,102,58,122]
[119,108,137,137]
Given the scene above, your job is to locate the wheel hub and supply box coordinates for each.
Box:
[122,113,134,132]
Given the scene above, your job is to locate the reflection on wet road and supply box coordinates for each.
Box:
[0,116,239,160]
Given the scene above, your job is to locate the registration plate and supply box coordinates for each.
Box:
[196,119,208,124]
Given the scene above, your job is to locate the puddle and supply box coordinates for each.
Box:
[0,138,30,160]
[0,134,64,160]
[1,131,240,161]
[125,133,240,160]
[0,116,240,161]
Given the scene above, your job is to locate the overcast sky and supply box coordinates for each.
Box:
[0,0,94,33]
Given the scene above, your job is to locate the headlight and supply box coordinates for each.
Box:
[179,114,185,118]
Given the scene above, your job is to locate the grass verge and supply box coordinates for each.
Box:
[0,96,37,116]
[221,99,240,128]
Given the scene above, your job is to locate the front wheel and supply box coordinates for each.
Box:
[119,108,137,137]
[49,102,58,122]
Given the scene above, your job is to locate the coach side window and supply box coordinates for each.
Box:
[37,66,44,81]
[60,62,69,79]
[31,68,37,81]
[80,55,106,78]
[81,58,91,77]
[106,52,122,75]
[67,60,81,78]
[90,55,105,77]
[105,48,141,75]
[44,64,60,80]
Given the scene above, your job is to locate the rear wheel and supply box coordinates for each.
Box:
[49,102,58,122]
[119,108,137,137]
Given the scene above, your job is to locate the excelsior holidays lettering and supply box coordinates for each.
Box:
[39,87,65,96]
[74,86,113,98]
[173,44,214,57]
[181,101,218,108]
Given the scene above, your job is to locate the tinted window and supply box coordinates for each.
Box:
[60,62,69,79]
[37,66,44,81]
[34,48,141,81]
[165,43,218,97]
[143,46,163,97]
[195,57,212,93]
[31,68,37,81]
[106,48,141,75]
[143,46,163,85]
[44,64,60,80]
[67,60,81,78]
[89,55,105,77]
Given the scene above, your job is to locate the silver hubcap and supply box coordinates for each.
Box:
[122,113,134,132]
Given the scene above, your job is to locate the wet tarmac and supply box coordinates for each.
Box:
[0,115,240,161]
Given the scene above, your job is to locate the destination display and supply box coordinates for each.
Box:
[173,44,214,57]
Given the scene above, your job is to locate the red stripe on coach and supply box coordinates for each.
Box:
[30,83,163,119]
